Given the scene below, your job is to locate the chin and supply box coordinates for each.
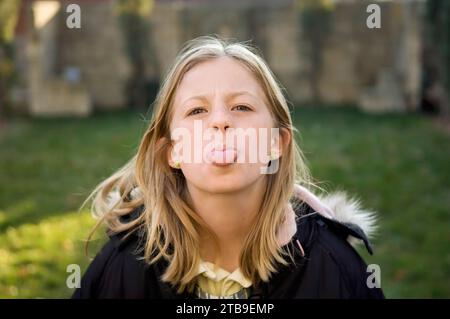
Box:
[192,175,247,194]
[184,166,251,194]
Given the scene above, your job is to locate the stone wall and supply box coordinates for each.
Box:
[57,0,131,109]
[144,0,423,112]
[26,0,91,117]
[15,0,424,115]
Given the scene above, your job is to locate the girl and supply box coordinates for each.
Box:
[73,36,384,299]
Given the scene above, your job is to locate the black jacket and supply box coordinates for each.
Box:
[72,201,385,299]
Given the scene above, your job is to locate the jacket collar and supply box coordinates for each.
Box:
[293,184,378,251]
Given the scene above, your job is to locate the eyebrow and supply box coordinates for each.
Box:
[181,91,260,106]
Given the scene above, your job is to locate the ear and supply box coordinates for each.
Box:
[155,137,178,169]
[272,127,291,159]
[164,137,182,169]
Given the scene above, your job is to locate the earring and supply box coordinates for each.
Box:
[172,160,181,169]
[270,149,280,160]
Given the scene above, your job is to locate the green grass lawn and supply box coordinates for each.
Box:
[0,107,449,298]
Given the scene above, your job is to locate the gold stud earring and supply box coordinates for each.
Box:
[172,160,181,169]
[270,149,280,160]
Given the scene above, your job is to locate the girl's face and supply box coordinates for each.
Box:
[169,56,283,194]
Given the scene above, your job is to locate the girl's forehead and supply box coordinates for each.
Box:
[174,57,266,102]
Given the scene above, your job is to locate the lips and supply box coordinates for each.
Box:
[206,148,237,165]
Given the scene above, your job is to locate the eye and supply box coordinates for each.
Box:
[232,104,252,112]
[187,107,207,116]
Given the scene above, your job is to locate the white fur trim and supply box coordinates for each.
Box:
[106,187,142,209]
[294,184,378,244]
[106,189,121,209]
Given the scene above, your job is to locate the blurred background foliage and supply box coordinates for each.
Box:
[424,0,450,117]
[116,0,160,111]
[0,0,21,115]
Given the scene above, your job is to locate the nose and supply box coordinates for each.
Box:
[208,103,232,133]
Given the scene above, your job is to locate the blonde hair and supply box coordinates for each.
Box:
[82,35,313,294]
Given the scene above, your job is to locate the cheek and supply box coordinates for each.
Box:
[235,127,276,164]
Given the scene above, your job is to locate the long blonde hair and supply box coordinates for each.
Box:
[82,35,313,293]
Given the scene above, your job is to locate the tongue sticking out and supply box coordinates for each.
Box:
[210,149,237,164]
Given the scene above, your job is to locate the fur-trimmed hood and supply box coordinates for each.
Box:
[293,184,378,250]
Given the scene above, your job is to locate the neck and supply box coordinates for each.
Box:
[187,178,267,271]
[187,179,297,273]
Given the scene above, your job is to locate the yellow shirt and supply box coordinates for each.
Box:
[195,260,253,299]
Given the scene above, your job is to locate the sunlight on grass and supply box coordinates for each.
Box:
[0,209,105,298]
